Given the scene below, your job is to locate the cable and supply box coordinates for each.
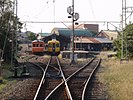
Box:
[53,0,55,27]
[20,20,120,23]
[27,0,50,20]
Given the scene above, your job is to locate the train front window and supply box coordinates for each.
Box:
[40,44,42,47]
[33,44,35,47]
[36,44,39,47]
[48,43,52,47]
[56,43,60,47]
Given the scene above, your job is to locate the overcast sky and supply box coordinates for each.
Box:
[17,0,133,33]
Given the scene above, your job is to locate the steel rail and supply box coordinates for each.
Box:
[26,55,59,71]
[43,63,59,71]
[45,57,95,100]
[82,58,101,100]
[45,81,65,100]
[56,57,73,100]
[33,56,52,100]
[45,57,73,100]
[66,57,95,82]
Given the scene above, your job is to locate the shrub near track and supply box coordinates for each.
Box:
[100,59,133,100]
[0,63,14,92]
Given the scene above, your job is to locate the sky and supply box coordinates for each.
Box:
[17,0,133,33]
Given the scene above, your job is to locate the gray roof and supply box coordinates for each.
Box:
[95,37,112,43]
[39,33,51,37]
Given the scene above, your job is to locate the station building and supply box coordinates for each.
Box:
[43,26,114,51]
[98,30,119,41]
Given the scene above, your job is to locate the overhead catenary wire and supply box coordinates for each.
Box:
[20,20,120,32]
[53,0,55,26]
[31,0,50,19]
[20,20,120,24]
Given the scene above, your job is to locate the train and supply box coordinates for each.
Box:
[32,39,60,56]
[32,40,45,55]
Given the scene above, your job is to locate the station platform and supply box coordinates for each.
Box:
[61,50,100,58]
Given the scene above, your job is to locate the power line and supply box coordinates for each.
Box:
[121,0,133,62]
[20,20,120,24]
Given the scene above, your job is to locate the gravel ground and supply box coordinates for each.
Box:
[0,55,43,100]
[0,78,39,100]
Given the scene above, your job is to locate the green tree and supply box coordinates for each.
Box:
[26,31,36,41]
[113,24,133,59]
[125,24,133,58]
[113,39,121,58]
[0,0,22,63]
[0,0,14,62]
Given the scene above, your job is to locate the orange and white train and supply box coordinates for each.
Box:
[32,39,60,56]
[32,40,45,55]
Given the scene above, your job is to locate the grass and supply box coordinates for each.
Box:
[0,63,15,92]
[1,63,14,78]
[100,59,133,100]
[0,78,17,92]
[0,78,8,91]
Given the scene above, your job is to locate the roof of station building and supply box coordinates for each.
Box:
[74,37,112,44]
[51,28,97,38]
[95,37,112,43]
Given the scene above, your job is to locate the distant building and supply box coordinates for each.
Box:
[18,32,29,43]
[43,28,97,51]
[98,30,119,41]
[43,28,113,51]
[38,33,51,38]
[74,37,112,51]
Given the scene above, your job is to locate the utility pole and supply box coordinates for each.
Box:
[11,0,18,77]
[15,0,18,55]
[53,0,55,26]
[71,0,75,64]
[11,0,16,68]
[67,0,79,64]
[121,0,133,62]
[121,0,125,60]
[14,0,18,77]
[11,0,17,67]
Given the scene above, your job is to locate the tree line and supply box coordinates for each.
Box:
[0,0,22,63]
[113,23,133,59]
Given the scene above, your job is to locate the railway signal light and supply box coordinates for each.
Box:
[67,6,73,15]
[74,13,79,21]
[67,0,79,64]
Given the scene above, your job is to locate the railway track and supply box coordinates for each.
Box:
[44,57,101,100]
[32,56,71,100]
[21,55,102,100]
[21,55,67,99]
